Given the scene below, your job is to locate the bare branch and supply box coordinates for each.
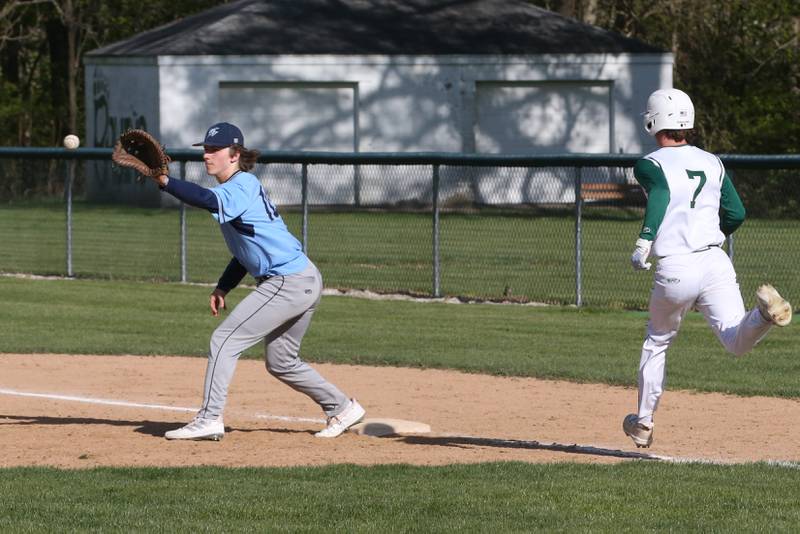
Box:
[749,34,799,79]
[0,0,50,48]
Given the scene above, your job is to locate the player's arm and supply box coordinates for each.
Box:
[633,158,670,241]
[629,158,670,270]
[216,257,247,293]
[719,173,745,235]
[209,257,248,316]
[157,176,218,212]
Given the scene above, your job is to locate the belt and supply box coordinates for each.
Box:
[658,244,721,259]
[255,275,274,286]
[693,244,722,253]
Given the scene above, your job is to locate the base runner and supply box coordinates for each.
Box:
[623,89,792,448]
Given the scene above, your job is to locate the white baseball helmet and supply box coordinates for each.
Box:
[642,88,694,136]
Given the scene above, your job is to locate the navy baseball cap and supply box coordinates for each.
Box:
[193,122,244,147]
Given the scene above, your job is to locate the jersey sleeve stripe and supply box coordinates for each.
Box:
[644,156,662,171]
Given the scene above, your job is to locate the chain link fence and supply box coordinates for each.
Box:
[1,148,798,309]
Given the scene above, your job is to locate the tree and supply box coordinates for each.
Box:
[2,0,799,153]
[0,0,229,146]
[530,0,800,154]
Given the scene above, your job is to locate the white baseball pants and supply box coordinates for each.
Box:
[637,246,772,425]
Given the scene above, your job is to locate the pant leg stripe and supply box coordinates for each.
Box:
[200,276,285,417]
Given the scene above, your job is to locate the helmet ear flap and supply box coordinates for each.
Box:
[642,110,659,136]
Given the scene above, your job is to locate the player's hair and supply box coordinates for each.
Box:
[230,144,260,171]
[661,129,691,143]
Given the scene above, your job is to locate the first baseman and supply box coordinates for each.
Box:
[623,89,792,448]
[152,122,365,440]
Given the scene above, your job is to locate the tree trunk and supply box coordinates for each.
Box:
[66,2,79,135]
[46,16,69,142]
[1,22,22,144]
[558,0,577,19]
[47,0,80,139]
[582,0,599,26]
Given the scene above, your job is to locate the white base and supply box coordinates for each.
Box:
[348,418,431,437]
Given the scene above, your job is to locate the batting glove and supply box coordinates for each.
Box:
[631,238,653,271]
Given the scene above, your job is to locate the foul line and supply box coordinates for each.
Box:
[0,387,324,424]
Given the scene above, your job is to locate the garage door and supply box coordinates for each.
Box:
[219,81,357,151]
[475,81,612,154]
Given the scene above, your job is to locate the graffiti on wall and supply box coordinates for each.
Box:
[92,69,148,147]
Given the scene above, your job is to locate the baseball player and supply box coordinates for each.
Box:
[154,122,365,440]
[623,89,792,448]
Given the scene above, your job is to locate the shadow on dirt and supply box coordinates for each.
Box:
[0,414,322,438]
[397,434,662,461]
[1,414,187,438]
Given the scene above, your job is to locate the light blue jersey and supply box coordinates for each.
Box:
[210,171,308,277]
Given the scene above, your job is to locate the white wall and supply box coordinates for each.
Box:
[152,54,671,154]
[475,81,612,153]
[85,59,160,147]
[85,53,672,204]
[84,59,161,203]
[218,81,357,151]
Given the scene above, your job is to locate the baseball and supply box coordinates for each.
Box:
[63,134,80,150]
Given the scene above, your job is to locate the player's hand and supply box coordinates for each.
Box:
[210,288,227,316]
[630,238,653,271]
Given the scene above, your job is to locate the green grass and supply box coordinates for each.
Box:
[2,202,798,531]
[1,463,798,532]
[1,203,797,308]
[2,277,798,530]
[1,277,797,398]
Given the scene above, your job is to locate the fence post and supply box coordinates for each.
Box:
[301,163,309,254]
[726,169,735,263]
[574,166,583,307]
[353,164,361,207]
[179,161,187,283]
[65,159,75,277]
[432,164,441,298]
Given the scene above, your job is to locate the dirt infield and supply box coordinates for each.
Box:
[2,353,798,468]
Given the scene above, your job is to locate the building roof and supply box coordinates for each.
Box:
[87,0,663,57]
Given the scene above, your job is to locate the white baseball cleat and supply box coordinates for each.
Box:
[623,414,653,448]
[165,416,225,441]
[315,399,365,438]
[756,284,792,327]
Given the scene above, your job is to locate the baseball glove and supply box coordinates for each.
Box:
[111,129,171,178]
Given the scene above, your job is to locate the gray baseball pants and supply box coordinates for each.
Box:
[197,261,349,420]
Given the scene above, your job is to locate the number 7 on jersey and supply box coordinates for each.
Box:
[686,170,707,208]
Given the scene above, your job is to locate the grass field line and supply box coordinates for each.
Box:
[0,272,555,306]
[0,387,325,424]
[320,288,555,306]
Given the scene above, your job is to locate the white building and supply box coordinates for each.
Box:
[84,0,672,204]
